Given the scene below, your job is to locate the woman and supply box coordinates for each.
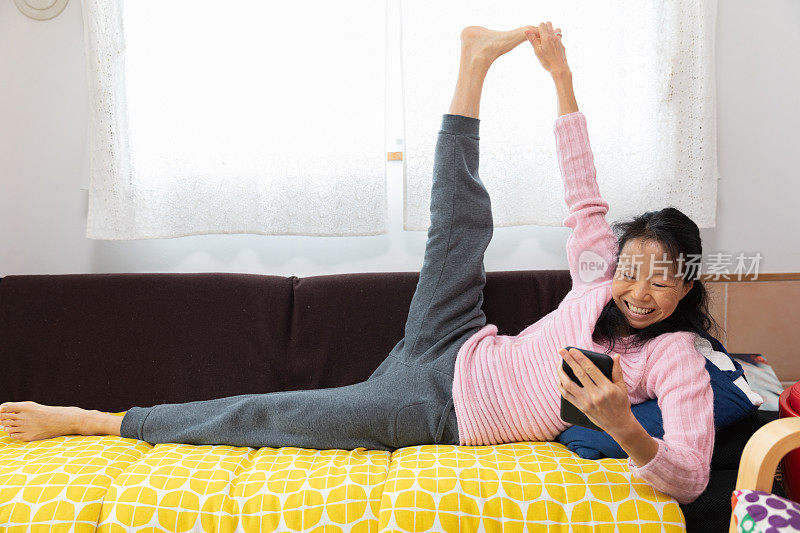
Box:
[0,23,716,505]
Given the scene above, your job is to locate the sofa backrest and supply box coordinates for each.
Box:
[0,270,571,412]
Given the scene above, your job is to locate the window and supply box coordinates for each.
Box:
[401,0,718,230]
[83,0,386,239]
[82,0,718,240]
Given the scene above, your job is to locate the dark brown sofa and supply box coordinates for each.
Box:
[0,270,783,532]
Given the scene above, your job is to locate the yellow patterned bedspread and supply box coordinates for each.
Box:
[0,413,685,532]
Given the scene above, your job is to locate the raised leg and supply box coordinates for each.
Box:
[387,26,535,374]
[0,26,538,450]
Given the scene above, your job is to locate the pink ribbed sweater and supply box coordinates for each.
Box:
[451,111,715,505]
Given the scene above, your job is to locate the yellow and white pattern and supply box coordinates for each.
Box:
[379,443,685,532]
[0,431,152,532]
[96,443,388,532]
[0,412,686,532]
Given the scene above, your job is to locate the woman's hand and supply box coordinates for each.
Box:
[525,22,570,76]
[558,348,633,434]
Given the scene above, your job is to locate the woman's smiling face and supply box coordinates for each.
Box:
[611,238,693,329]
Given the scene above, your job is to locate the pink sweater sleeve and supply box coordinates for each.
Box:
[627,332,715,504]
[554,112,619,296]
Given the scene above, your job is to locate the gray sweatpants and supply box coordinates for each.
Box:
[120,114,494,451]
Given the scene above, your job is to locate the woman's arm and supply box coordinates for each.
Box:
[607,413,660,467]
[529,24,617,294]
[559,348,658,466]
[525,22,578,117]
[630,332,715,504]
[553,70,579,117]
[553,108,618,293]
[560,335,714,505]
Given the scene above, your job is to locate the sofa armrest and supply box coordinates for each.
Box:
[729,417,800,533]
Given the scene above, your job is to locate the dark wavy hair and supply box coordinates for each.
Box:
[592,206,723,354]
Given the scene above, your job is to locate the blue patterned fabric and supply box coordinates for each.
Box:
[556,332,759,459]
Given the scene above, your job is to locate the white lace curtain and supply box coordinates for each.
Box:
[401,0,719,230]
[81,0,386,239]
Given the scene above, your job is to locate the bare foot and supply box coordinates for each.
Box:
[0,401,85,442]
[460,25,538,65]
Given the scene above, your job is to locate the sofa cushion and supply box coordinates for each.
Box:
[0,413,391,532]
[0,416,152,531]
[379,442,685,531]
[97,444,389,532]
[1,423,690,531]
[0,273,296,412]
[0,270,573,412]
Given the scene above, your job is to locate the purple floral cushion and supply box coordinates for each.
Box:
[732,489,800,532]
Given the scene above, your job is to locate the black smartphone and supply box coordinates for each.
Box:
[559,346,615,432]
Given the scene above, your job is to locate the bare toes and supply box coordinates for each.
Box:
[2,401,31,412]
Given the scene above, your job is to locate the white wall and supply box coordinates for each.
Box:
[1,0,798,277]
